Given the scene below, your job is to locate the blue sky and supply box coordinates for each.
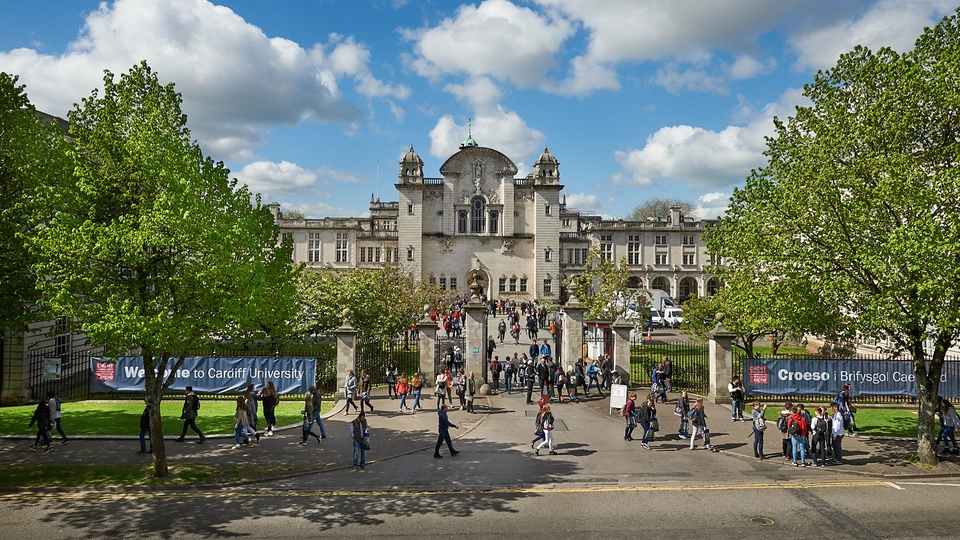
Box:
[2,0,955,220]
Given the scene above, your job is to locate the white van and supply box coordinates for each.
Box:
[649,309,663,328]
[663,307,684,328]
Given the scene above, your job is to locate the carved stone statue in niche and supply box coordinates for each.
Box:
[473,161,484,192]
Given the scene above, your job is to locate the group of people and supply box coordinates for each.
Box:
[619,389,715,451]
[27,390,69,451]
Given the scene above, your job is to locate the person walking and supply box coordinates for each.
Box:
[623,392,638,441]
[638,393,657,449]
[396,373,410,412]
[662,356,673,392]
[137,399,152,454]
[307,386,327,439]
[836,384,857,436]
[386,362,398,400]
[936,399,960,455]
[411,372,424,412]
[351,411,369,471]
[488,356,502,394]
[534,404,557,455]
[585,359,602,397]
[503,357,514,394]
[233,396,252,449]
[242,389,261,443]
[675,391,691,439]
[175,386,205,444]
[28,397,52,452]
[359,368,374,413]
[259,382,279,436]
[524,359,537,405]
[751,401,768,459]
[343,370,359,416]
[434,403,460,458]
[47,390,68,445]
[300,394,321,444]
[454,368,467,411]
[498,319,507,343]
[688,397,715,451]
[435,368,449,409]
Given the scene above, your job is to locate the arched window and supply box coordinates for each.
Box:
[458,211,467,234]
[489,210,499,234]
[651,277,670,295]
[707,278,722,295]
[471,197,486,233]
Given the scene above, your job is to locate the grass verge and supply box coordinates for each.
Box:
[0,400,333,436]
[0,464,316,488]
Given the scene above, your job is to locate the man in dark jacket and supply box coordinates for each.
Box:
[138,399,152,454]
[434,404,460,458]
[176,386,205,443]
[28,398,52,451]
[525,360,537,405]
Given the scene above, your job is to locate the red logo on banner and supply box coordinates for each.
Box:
[95,362,115,381]
[749,365,768,385]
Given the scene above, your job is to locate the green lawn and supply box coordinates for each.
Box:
[0,464,315,488]
[755,406,921,438]
[0,399,333,436]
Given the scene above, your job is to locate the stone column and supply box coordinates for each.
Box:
[333,309,358,400]
[706,315,736,404]
[415,306,437,381]
[611,316,633,373]
[561,295,586,371]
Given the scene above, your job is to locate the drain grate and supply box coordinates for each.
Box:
[749,516,775,526]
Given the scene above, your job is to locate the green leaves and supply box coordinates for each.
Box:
[563,247,636,320]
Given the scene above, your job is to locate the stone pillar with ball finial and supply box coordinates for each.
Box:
[706,312,736,404]
[334,308,358,401]
[416,303,438,380]
[464,273,489,385]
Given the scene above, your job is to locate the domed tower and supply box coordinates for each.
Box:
[532,146,559,184]
[398,145,423,184]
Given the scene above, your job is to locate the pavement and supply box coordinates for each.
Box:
[3,334,959,487]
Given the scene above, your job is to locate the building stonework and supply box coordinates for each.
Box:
[272,141,722,302]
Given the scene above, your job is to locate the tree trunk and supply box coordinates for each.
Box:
[148,397,168,476]
[912,338,945,466]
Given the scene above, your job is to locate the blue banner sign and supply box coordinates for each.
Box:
[91,356,317,394]
[743,358,960,398]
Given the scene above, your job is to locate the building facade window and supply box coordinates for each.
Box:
[429,275,436,286]
[581,248,589,264]
[335,232,348,263]
[544,248,552,262]
[499,277,506,292]
[375,247,381,263]
[471,197,486,233]
[682,253,695,265]
[562,218,571,227]
[710,254,723,266]
[439,277,447,290]
[407,247,414,261]
[458,211,467,234]
[308,232,321,263]
[407,203,414,214]
[600,234,613,261]
[509,278,517,292]
[543,278,552,294]
[54,317,71,357]
[450,277,457,290]
[520,278,527,292]
[682,235,695,245]
[627,235,641,265]
[489,210,499,234]
[655,235,668,245]
[360,248,367,263]
[545,204,551,215]
[655,253,668,265]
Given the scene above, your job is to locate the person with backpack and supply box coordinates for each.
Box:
[810,406,830,466]
[534,404,557,455]
[465,371,477,413]
[638,394,657,450]
[836,384,858,436]
[651,364,668,404]
[359,368,375,413]
[503,357,514,394]
[343,370,359,416]
[176,386,205,444]
[728,377,745,421]
[675,391,691,439]
[688,397,715,451]
[46,390,68,445]
[797,403,812,452]
[454,368,467,411]
[751,401,768,459]
[777,401,793,460]
[386,362,398,400]
[787,405,809,467]
[585,359,602,397]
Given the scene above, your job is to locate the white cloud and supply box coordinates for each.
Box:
[0,0,407,160]
[612,89,805,189]
[536,0,792,95]
[428,76,545,162]
[727,55,776,79]
[789,0,955,71]
[401,0,574,87]
[316,166,366,184]
[236,161,318,196]
[652,64,728,95]
[565,192,599,210]
[693,192,731,220]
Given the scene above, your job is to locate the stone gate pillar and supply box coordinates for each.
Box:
[333,309,358,400]
[561,295,586,371]
[464,274,488,381]
[707,315,736,404]
[416,306,437,381]
[611,316,633,371]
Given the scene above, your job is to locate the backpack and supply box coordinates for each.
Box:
[787,418,802,437]
[53,397,61,412]
[192,395,201,411]
[813,417,828,435]
[776,415,789,433]
[686,408,697,420]
[753,414,766,431]
[674,402,684,418]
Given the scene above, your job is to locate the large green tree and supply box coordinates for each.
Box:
[296,266,442,340]
[710,11,960,465]
[0,74,72,332]
[563,247,638,320]
[29,62,299,476]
